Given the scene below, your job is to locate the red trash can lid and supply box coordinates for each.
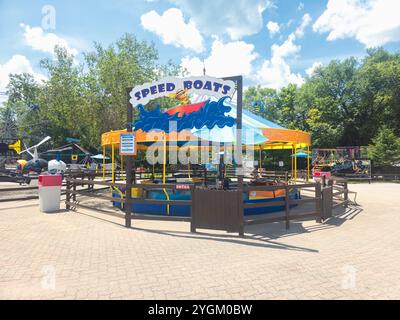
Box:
[38,174,62,187]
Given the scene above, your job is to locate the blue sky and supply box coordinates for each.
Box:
[1,0,399,95]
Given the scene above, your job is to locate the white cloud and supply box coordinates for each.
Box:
[295,13,312,38]
[20,24,78,56]
[255,56,304,90]
[306,61,323,76]
[140,8,204,52]
[298,2,304,11]
[181,38,258,77]
[0,55,46,103]
[271,34,301,58]
[170,0,276,40]
[313,0,400,47]
[255,13,312,89]
[266,21,280,36]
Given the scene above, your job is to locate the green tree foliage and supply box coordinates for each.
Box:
[1,40,399,154]
[1,34,181,151]
[243,86,279,121]
[368,126,400,167]
[3,73,42,143]
[0,104,18,140]
[244,48,400,149]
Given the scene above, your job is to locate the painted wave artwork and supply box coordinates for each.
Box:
[133,97,236,133]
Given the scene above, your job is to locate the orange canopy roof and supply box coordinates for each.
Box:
[101,127,310,149]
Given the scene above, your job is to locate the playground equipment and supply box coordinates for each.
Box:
[7,140,21,154]
[312,147,371,179]
[48,159,67,175]
[40,143,92,164]
[99,76,311,217]
[0,139,32,184]
[20,136,51,174]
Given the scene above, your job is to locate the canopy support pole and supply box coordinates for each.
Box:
[294,144,297,183]
[102,146,105,180]
[121,155,124,181]
[163,134,166,184]
[291,144,294,183]
[162,133,170,215]
[307,145,310,182]
[188,155,191,179]
[111,143,115,183]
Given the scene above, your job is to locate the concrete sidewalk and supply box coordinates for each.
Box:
[0,183,399,299]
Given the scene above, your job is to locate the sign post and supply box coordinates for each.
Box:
[223,75,244,237]
[125,88,134,228]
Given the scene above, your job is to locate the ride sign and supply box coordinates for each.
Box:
[129,76,235,108]
[120,133,136,156]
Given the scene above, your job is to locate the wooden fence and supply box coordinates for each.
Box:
[242,183,323,233]
[65,178,192,224]
[62,175,350,236]
[0,171,109,203]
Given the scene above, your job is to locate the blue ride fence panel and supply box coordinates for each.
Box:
[112,186,300,217]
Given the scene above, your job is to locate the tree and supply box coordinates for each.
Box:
[368,126,400,167]
[4,39,399,153]
[83,33,181,146]
[307,58,360,146]
[4,73,42,144]
[276,84,304,130]
[244,86,280,122]
[38,46,88,147]
[7,73,40,107]
[4,33,182,151]
[0,104,18,140]
[356,49,400,140]
[265,49,400,148]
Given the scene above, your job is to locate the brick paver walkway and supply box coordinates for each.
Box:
[1,183,399,299]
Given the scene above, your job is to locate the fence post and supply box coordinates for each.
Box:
[66,179,71,210]
[343,181,348,206]
[190,187,196,233]
[238,189,245,237]
[125,185,132,229]
[72,181,77,203]
[315,182,322,223]
[285,185,290,229]
[322,175,326,187]
[321,186,333,220]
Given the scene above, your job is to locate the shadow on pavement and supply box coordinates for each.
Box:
[70,201,362,253]
[130,226,319,253]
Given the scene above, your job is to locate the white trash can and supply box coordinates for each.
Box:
[38,174,63,213]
